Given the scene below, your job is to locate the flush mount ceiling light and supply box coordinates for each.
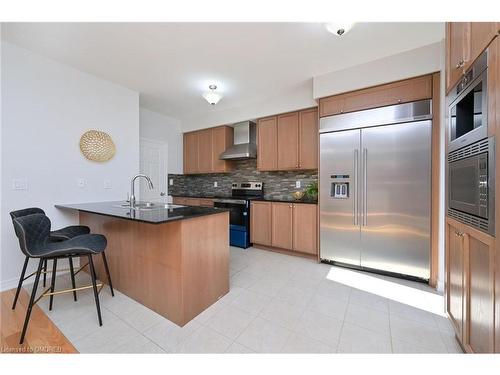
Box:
[203,84,222,105]
[325,23,355,36]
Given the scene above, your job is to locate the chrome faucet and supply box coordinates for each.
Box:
[130,174,154,207]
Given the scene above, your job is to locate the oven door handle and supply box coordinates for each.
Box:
[214,199,247,205]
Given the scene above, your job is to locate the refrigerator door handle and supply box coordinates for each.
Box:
[354,149,359,225]
[363,148,368,226]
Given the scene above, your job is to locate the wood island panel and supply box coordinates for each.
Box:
[79,211,229,326]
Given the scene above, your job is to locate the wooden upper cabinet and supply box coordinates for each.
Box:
[197,128,213,173]
[467,231,495,353]
[447,221,465,341]
[470,22,498,71]
[446,22,469,92]
[319,75,432,117]
[292,203,317,255]
[446,22,499,93]
[298,108,318,170]
[183,125,234,174]
[212,126,234,173]
[250,201,272,246]
[257,116,278,171]
[342,75,432,113]
[277,112,299,170]
[271,202,293,250]
[183,132,199,174]
[319,95,344,117]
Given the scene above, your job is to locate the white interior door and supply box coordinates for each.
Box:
[139,138,168,201]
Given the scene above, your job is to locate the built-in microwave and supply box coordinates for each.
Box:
[448,49,488,153]
[447,137,495,235]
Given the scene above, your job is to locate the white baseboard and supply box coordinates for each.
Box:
[0,257,79,292]
[0,276,22,292]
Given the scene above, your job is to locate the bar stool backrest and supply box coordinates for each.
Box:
[12,214,51,257]
[10,207,45,220]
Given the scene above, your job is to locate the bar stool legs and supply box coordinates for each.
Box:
[68,256,78,301]
[12,256,29,310]
[20,259,44,344]
[88,255,103,326]
[48,258,58,311]
[101,252,114,297]
[43,259,48,287]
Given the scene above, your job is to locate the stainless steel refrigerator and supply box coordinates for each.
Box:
[319,100,432,280]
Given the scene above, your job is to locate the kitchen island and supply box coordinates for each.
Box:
[56,201,230,326]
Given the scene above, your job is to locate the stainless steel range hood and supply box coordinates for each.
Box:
[219,121,257,160]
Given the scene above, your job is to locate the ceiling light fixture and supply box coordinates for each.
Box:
[203,84,222,105]
[325,23,355,36]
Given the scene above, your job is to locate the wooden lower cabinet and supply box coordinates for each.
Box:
[271,202,293,249]
[447,220,465,341]
[292,203,317,255]
[250,201,272,246]
[172,197,204,206]
[251,201,318,256]
[446,217,496,353]
[467,232,495,353]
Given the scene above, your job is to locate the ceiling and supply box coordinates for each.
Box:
[2,22,444,120]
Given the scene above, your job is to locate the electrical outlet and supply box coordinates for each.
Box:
[104,180,112,189]
[295,180,301,188]
[12,178,28,191]
[214,181,218,188]
[169,178,174,186]
[77,178,86,188]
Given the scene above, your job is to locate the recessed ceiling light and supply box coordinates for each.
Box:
[325,23,355,36]
[202,84,222,105]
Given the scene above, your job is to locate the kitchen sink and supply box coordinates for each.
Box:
[113,202,186,210]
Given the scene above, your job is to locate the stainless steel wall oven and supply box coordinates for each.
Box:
[446,48,495,236]
[447,138,495,235]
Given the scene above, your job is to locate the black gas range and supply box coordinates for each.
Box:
[213,182,263,248]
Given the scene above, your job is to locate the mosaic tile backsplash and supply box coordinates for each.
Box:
[168,159,318,201]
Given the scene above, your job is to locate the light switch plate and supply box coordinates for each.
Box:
[214,181,218,187]
[12,178,28,191]
[169,178,173,186]
[295,180,301,188]
[104,180,112,189]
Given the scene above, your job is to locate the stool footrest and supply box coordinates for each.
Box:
[32,283,103,305]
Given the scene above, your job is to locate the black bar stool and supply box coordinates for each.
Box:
[12,213,112,344]
[9,207,91,309]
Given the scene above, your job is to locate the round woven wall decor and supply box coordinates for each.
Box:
[79,130,116,162]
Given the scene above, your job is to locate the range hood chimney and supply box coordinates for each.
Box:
[219,121,257,160]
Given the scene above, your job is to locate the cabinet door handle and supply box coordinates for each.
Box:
[456,60,465,69]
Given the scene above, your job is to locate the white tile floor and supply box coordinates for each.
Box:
[24,246,463,354]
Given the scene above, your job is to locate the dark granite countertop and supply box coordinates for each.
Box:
[171,194,317,205]
[55,201,229,224]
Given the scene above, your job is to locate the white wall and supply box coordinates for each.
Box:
[180,80,317,132]
[139,108,182,174]
[0,42,140,291]
[313,41,444,98]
